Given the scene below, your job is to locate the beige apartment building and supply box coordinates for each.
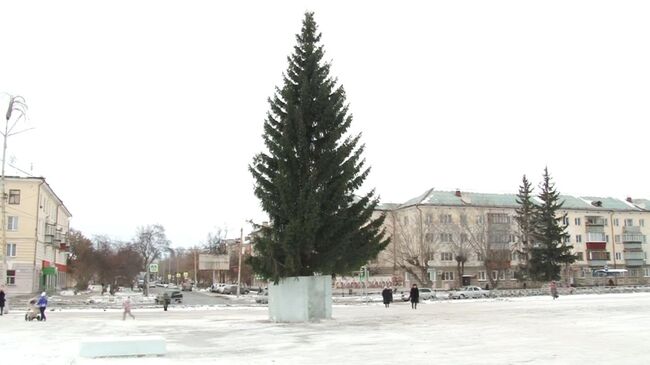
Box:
[2,176,71,294]
[370,189,650,289]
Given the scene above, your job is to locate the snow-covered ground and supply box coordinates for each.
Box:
[1,292,649,365]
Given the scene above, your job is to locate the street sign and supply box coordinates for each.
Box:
[183,272,189,279]
[176,272,181,278]
[149,264,159,273]
[167,274,171,280]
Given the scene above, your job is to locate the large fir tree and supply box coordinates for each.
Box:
[249,13,388,283]
[529,168,577,281]
[514,174,536,281]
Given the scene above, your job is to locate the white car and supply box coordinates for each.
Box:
[449,286,490,299]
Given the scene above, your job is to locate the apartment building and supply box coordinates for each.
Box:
[2,177,71,294]
[371,189,650,289]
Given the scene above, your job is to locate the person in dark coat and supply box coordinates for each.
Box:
[0,289,6,315]
[163,292,171,311]
[410,284,419,309]
[381,286,393,308]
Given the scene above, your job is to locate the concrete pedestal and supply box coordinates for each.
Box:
[268,275,332,322]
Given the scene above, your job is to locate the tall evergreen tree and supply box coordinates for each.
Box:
[249,13,389,283]
[514,174,535,281]
[529,168,577,281]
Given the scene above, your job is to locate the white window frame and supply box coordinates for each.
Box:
[442,271,454,281]
[6,243,16,257]
[477,271,486,281]
[441,252,453,261]
[574,217,581,226]
[640,219,645,227]
[615,252,622,260]
[615,235,621,244]
[7,216,18,231]
[576,234,582,243]
[625,219,634,227]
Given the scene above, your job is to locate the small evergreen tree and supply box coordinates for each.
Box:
[514,175,535,281]
[529,168,577,281]
[249,13,389,283]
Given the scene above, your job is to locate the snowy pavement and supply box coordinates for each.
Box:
[1,292,649,365]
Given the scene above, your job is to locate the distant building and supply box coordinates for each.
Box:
[371,189,650,289]
[2,177,71,294]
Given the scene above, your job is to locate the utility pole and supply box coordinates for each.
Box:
[1,95,27,287]
[237,228,243,297]
[193,246,198,285]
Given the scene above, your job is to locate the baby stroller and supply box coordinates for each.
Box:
[25,298,42,321]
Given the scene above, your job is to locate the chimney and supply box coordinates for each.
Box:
[455,189,461,197]
[626,197,633,203]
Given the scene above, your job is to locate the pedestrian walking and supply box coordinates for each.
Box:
[550,281,558,300]
[122,296,135,320]
[0,288,6,315]
[37,292,48,321]
[163,292,170,311]
[381,286,393,308]
[410,284,419,309]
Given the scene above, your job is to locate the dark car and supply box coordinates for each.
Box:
[155,290,183,304]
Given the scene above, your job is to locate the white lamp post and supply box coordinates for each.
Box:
[1,94,28,288]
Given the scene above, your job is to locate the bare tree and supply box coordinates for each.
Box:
[132,224,170,296]
[461,212,514,289]
[205,228,228,255]
[383,208,444,287]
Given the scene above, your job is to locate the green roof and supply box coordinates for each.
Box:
[384,189,646,212]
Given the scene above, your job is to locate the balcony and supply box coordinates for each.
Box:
[625,259,645,267]
[623,242,643,250]
[624,251,645,260]
[623,226,641,234]
[587,259,609,267]
[622,234,644,243]
[585,217,605,226]
[586,232,606,243]
[588,251,610,261]
[586,242,607,250]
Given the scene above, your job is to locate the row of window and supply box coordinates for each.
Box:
[563,234,648,244]
[435,250,648,263]
[418,213,511,226]
[425,232,517,244]
[435,268,650,282]
[438,251,524,262]
[413,214,647,228]
[563,217,645,227]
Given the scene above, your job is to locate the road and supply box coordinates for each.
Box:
[147,286,256,306]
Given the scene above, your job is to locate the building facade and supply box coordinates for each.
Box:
[370,189,650,289]
[2,177,71,294]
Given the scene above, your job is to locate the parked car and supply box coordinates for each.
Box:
[223,284,250,295]
[449,286,490,299]
[255,288,269,304]
[181,281,193,291]
[401,288,434,301]
[155,290,183,304]
[211,283,227,293]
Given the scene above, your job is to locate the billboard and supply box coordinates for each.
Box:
[198,254,229,270]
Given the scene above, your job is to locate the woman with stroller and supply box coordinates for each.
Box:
[37,292,48,321]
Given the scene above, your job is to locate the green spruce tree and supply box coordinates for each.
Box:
[514,174,536,281]
[249,13,389,283]
[529,168,577,281]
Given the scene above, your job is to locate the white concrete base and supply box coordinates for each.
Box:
[79,336,166,358]
[268,275,332,322]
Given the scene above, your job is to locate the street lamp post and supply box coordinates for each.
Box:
[1,94,27,288]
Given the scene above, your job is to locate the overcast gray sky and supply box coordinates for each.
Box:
[1,1,649,246]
